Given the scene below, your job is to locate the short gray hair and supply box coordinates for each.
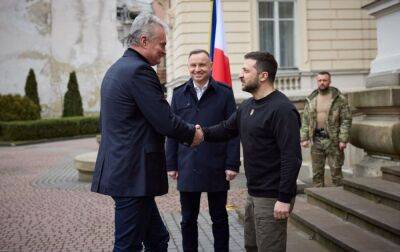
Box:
[126,12,168,47]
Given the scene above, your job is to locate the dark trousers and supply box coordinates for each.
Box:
[180,191,229,252]
[112,196,169,252]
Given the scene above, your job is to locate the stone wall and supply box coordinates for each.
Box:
[0,0,124,117]
[306,0,376,71]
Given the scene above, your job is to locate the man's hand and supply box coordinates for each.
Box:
[274,201,291,220]
[339,142,347,151]
[301,140,310,148]
[167,171,178,180]
[191,125,204,147]
[225,170,238,181]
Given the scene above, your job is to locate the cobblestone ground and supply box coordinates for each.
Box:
[0,138,247,251]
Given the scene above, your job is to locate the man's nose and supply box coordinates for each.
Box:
[161,48,166,55]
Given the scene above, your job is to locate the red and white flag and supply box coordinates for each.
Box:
[209,0,232,86]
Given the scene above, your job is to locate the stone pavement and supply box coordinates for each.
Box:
[0,137,325,251]
[0,138,247,251]
[163,211,244,251]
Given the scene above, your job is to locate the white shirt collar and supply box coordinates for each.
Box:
[193,80,209,100]
[193,80,209,91]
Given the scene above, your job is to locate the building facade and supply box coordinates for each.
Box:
[165,0,377,101]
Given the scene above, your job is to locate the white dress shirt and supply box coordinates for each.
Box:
[193,80,209,100]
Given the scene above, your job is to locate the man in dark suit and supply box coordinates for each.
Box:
[165,49,240,251]
[91,13,203,252]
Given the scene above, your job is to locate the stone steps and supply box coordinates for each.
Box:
[296,179,308,194]
[305,187,400,244]
[343,177,400,210]
[287,220,330,252]
[382,166,400,183]
[291,199,400,252]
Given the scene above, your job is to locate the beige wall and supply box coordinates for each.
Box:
[166,0,377,96]
[305,0,376,71]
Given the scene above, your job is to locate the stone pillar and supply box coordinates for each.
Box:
[348,1,400,176]
[362,0,400,87]
[348,88,400,176]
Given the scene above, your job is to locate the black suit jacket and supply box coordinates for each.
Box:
[91,48,195,197]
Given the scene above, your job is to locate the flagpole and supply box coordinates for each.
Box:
[208,0,213,57]
[209,0,216,61]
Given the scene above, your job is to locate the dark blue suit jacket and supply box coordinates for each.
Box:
[165,78,240,192]
[91,48,195,197]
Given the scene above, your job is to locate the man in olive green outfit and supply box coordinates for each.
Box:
[300,71,352,187]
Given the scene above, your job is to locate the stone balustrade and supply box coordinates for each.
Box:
[275,73,301,91]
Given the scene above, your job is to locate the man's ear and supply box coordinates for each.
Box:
[259,71,269,82]
[139,35,147,47]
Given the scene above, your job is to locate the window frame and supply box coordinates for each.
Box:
[258,0,297,70]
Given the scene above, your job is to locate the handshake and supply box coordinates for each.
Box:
[169,124,238,182]
[191,124,204,147]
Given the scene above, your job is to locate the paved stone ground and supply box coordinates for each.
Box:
[0,138,247,251]
[0,137,327,252]
[163,211,244,251]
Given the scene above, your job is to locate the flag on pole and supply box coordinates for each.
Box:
[209,0,232,86]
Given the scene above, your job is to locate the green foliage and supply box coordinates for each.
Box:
[77,116,100,135]
[24,69,41,118]
[0,94,41,122]
[63,71,83,117]
[0,116,99,141]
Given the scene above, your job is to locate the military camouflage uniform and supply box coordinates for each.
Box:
[300,87,352,187]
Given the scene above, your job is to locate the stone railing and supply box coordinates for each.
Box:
[275,72,301,91]
[165,72,304,103]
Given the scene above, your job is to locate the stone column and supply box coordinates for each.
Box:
[348,88,400,176]
[363,0,400,87]
[348,1,400,176]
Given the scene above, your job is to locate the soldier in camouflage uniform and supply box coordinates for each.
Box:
[300,71,352,187]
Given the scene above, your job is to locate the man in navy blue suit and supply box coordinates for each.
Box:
[91,13,204,252]
[166,49,240,251]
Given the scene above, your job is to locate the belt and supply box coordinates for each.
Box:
[314,128,329,138]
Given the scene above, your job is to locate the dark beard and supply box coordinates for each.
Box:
[318,86,330,95]
[242,79,260,93]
